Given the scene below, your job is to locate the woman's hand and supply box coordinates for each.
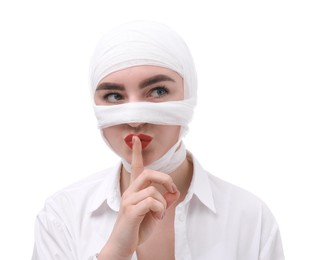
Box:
[97,136,180,260]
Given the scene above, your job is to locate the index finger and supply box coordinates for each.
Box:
[131,135,144,183]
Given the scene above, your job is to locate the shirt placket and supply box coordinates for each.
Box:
[174,201,192,260]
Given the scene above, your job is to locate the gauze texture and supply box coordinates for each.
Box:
[89,20,198,173]
[90,20,197,99]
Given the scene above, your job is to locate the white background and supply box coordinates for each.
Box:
[0,0,313,259]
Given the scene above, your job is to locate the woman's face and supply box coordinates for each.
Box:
[94,65,184,165]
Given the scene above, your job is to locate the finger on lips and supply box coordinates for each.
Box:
[130,136,178,195]
[131,136,144,182]
[128,135,180,216]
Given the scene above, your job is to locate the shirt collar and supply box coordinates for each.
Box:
[87,163,122,213]
[186,151,217,214]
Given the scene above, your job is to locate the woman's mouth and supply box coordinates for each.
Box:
[124,134,153,150]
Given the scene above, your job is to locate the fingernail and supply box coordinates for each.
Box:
[132,136,136,143]
[171,183,178,193]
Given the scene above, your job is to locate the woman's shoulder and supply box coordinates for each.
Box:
[197,170,284,258]
[209,173,262,204]
[205,171,278,227]
[191,154,268,214]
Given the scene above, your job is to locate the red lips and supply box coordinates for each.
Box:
[124,134,153,150]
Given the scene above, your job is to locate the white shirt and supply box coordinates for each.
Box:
[32,153,284,260]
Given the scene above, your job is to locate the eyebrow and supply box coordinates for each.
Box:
[96,74,175,91]
[139,74,175,89]
[96,82,125,91]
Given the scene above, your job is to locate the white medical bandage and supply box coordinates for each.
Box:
[94,99,196,129]
[90,21,197,100]
[89,21,198,173]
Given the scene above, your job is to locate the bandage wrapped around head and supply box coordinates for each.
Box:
[89,20,198,173]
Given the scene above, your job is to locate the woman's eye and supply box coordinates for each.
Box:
[104,93,123,103]
[149,86,169,98]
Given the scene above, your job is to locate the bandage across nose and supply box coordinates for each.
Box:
[94,98,196,130]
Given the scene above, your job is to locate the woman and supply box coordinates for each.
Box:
[32,21,284,259]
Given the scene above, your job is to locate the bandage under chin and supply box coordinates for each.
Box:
[122,139,186,174]
[95,98,195,173]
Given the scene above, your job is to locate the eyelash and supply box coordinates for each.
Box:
[102,92,123,103]
[101,85,170,103]
[147,85,169,98]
